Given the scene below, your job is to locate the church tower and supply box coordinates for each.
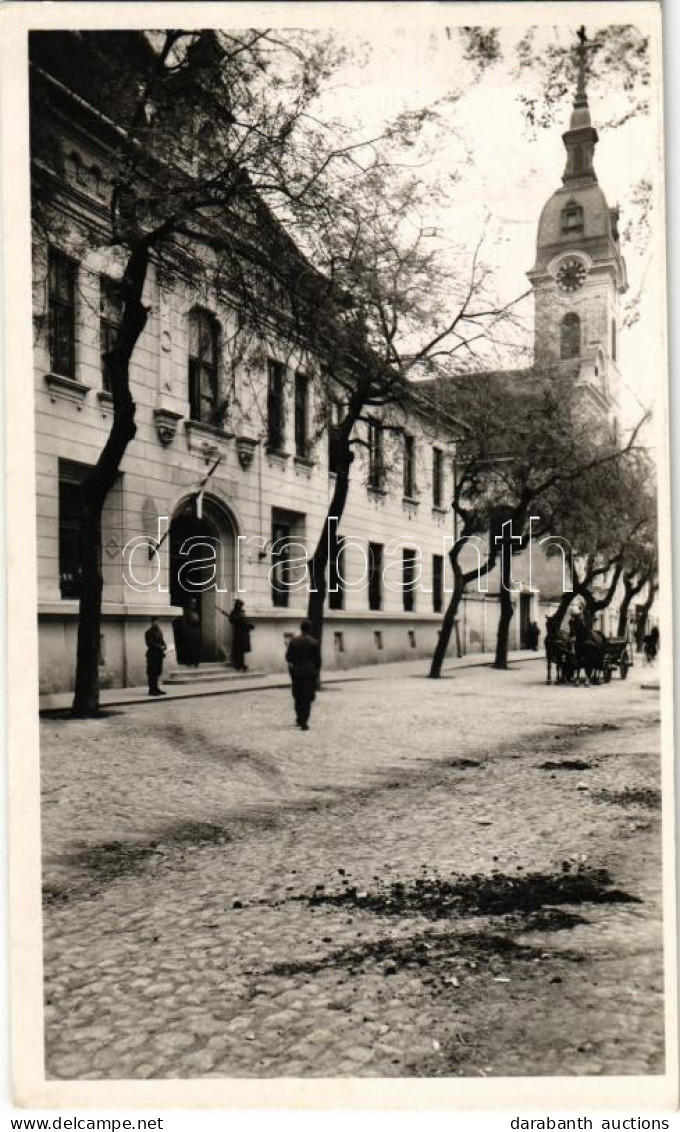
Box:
[527,29,627,429]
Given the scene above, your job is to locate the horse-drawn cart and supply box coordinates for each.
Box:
[601,636,632,682]
[546,615,632,685]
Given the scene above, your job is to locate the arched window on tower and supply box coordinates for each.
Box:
[188,309,220,424]
[560,312,581,360]
[611,319,617,362]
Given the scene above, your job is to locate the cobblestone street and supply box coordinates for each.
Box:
[40,657,665,1080]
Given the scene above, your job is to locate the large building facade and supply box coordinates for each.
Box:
[32,36,628,695]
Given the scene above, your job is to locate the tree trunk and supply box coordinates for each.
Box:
[617,585,635,638]
[429,570,464,678]
[617,573,647,637]
[494,584,514,669]
[635,580,658,651]
[306,434,354,647]
[493,515,521,670]
[71,244,150,716]
[580,563,623,635]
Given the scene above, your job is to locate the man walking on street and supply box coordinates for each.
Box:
[145,616,167,696]
[286,620,321,730]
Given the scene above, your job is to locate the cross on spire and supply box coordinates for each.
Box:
[574,25,589,108]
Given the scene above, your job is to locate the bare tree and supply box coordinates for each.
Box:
[426,361,647,674]
[541,449,656,634]
[296,184,529,643]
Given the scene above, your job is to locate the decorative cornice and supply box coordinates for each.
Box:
[44,372,90,407]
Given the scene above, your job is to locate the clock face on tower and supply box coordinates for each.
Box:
[556,257,587,294]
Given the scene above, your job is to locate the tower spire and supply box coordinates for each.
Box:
[561,25,598,184]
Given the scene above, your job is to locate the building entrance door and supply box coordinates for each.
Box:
[169,499,237,663]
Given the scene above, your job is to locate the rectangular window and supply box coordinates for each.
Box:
[328,541,345,611]
[189,310,219,423]
[271,508,305,608]
[403,548,417,612]
[433,447,444,508]
[432,554,444,614]
[368,542,383,611]
[403,434,416,499]
[48,249,77,378]
[294,372,309,459]
[267,360,286,453]
[368,419,384,491]
[333,631,345,653]
[100,277,123,392]
[58,459,90,599]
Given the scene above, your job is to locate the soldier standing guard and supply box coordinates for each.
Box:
[145,616,167,697]
[285,620,321,731]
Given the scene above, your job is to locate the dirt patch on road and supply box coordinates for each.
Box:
[592,787,661,810]
[43,821,233,905]
[538,759,593,772]
[266,926,580,981]
[304,866,640,920]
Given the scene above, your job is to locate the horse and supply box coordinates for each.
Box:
[545,614,575,684]
[570,618,606,685]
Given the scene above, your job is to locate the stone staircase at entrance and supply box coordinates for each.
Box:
[164,663,267,686]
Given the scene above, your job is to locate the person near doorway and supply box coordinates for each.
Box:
[228,599,254,672]
[526,621,540,651]
[183,599,201,667]
[285,620,321,731]
[145,617,167,696]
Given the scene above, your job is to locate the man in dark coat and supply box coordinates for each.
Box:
[228,599,254,672]
[526,621,540,651]
[145,617,167,696]
[286,620,321,731]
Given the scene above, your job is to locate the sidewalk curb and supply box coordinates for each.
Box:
[39,653,543,716]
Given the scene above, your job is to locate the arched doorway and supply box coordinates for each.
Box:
[169,495,237,664]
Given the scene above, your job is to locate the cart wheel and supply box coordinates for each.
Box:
[620,660,629,680]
